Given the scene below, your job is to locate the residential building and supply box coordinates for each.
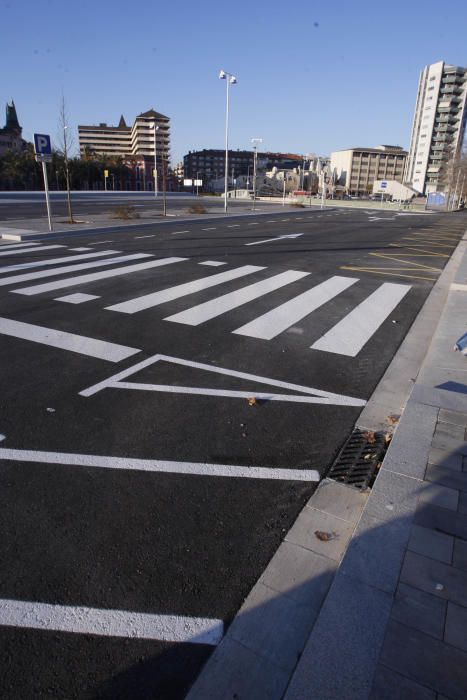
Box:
[0,100,25,156]
[78,109,170,162]
[405,61,467,195]
[331,146,407,195]
[183,149,305,184]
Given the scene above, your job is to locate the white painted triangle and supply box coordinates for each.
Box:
[80,353,366,407]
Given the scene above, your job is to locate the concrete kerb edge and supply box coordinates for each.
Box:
[186,226,467,700]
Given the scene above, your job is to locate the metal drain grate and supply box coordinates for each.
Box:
[326,428,387,490]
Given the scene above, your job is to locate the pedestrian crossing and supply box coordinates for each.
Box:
[0,242,412,357]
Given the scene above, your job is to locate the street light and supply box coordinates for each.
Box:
[251,137,263,211]
[219,69,237,213]
[153,123,160,198]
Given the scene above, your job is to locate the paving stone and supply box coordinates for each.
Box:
[340,512,412,593]
[418,482,459,511]
[400,550,467,608]
[459,491,467,514]
[185,635,290,700]
[307,479,367,523]
[439,409,467,428]
[284,572,393,700]
[380,619,467,700]
[453,539,467,573]
[370,664,436,700]
[430,433,467,456]
[445,602,467,653]
[227,581,317,672]
[415,503,467,541]
[425,465,467,493]
[382,401,438,480]
[365,469,421,522]
[259,541,337,608]
[427,447,463,471]
[391,582,446,639]
[285,507,355,562]
[408,525,454,564]
[433,422,466,441]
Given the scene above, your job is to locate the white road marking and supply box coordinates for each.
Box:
[451,283,467,292]
[171,230,190,235]
[106,265,264,314]
[165,270,310,326]
[80,353,366,408]
[245,233,303,247]
[13,257,186,296]
[0,242,42,250]
[311,282,411,356]
[134,235,155,239]
[234,276,358,340]
[90,240,113,245]
[54,293,100,304]
[227,224,240,228]
[0,447,320,482]
[0,316,140,361]
[1,253,149,287]
[0,434,5,442]
[247,222,258,225]
[199,261,227,266]
[70,247,92,251]
[0,598,223,645]
[202,227,216,231]
[0,245,64,256]
[0,250,120,275]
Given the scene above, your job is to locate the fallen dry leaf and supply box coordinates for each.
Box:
[315,530,339,542]
[385,414,400,425]
[384,433,393,444]
[247,397,257,406]
[362,430,376,444]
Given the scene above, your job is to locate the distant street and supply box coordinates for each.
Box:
[0,206,465,697]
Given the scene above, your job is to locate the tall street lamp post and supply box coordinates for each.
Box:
[153,123,160,198]
[219,69,237,214]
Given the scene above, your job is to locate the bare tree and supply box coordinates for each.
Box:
[57,94,75,223]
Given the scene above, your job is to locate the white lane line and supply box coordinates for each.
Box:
[0,317,140,362]
[0,599,223,645]
[202,227,216,231]
[0,249,120,275]
[54,293,100,304]
[134,235,155,239]
[247,222,258,226]
[70,247,92,251]
[234,276,358,340]
[0,242,42,250]
[106,265,264,314]
[90,240,113,245]
[0,447,320,482]
[199,261,227,267]
[0,245,64,256]
[165,270,310,326]
[245,233,303,247]
[311,282,411,356]
[171,230,190,235]
[13,257,187,296]
[266,220,276,223]
[1,253,149,287]
[227,224,240,227]
[79,353,366,409]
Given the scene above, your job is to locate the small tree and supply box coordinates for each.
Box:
[57,94,75,222]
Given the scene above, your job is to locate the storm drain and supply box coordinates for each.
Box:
[326,428,388,491]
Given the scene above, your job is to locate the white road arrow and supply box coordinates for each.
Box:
[245,233,304,246]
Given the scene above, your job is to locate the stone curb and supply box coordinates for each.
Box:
[186,227,467,700]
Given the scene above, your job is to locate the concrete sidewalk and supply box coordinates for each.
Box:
[187,227,467,700]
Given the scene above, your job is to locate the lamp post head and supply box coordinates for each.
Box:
[219,70,226,79]
[229,75,237,84]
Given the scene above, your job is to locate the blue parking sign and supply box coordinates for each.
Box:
[34,133,52,155]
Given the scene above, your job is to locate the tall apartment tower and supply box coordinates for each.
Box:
[405,61,467,195]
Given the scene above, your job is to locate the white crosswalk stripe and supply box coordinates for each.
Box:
[106,265,265,314]
[0,244,64,256]
[0,249,119,275]
[165,270,310,326]
[1,253,150,287]
[311,282,411,356]
[12,257,187,296]
[0,242,42,250]
[233,276,359,340]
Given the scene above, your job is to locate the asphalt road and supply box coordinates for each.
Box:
[0,207,465,698]
[0,191,259,221]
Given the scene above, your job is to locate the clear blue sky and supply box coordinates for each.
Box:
[2,0,466,164]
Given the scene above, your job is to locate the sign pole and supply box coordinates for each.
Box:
[41,160,53,232]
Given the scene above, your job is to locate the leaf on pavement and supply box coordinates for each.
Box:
[247,397,257,406]
[362,430,376,444]
[315,530,339,542]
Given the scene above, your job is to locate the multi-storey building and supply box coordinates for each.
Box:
[183,149,304,183]
[78,109,170,163]
[0,101,25,156]
[405,61,467,195]
[331,146,407,195]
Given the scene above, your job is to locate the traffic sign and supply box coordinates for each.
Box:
[34,133,52,156]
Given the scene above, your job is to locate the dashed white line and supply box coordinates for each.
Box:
[171,230,190,235]
[202,227,217,231]
[227,224,240,228]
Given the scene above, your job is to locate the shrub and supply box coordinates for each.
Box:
[112,205,140,219]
